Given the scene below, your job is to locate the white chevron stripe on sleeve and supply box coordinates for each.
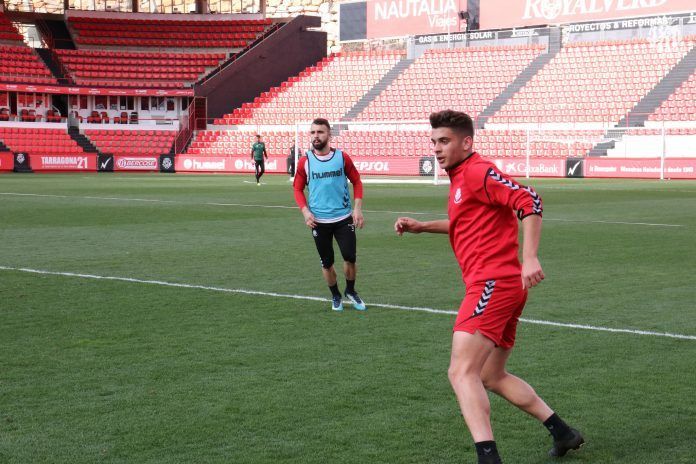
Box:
[488,168,542,214]
[472,280,496,317]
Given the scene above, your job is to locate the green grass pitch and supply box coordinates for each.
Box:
[1,174,695,463]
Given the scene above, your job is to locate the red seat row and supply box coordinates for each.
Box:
[218,51,404,125]
[490,37,693,124]
[649,72,696,122]
[54,48,226,89]
[70,17,271,26]
[84,129,176,155]
[0,12,22,41]
[0,127,85,155]
[0,44,56,85]
[76,37,249,48]
[57,49,226,60]
[73,79,187,89]
[68,16,271,49]
[187,128,603,159]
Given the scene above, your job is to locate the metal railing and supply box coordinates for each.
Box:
[173,97,206,153]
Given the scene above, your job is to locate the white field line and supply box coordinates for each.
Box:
[1,265,694,341]
[0,192,686,226]
[543,218,684,227]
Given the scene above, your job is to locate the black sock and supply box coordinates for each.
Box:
[475,441,500,461]
[345,279,355,294]
[543,413,572,440]
[329,284,341,298]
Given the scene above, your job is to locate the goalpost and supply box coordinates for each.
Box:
[280,122,678,181]
[521,127,620,178]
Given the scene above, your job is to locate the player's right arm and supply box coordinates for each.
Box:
[394,218,449,235]
[293,157,316,228]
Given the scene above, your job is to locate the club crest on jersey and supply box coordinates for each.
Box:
[454,187,462,204]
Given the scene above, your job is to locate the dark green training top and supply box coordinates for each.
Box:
[251,142,266,161]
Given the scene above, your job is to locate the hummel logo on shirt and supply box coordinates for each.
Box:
[311,168,343,180]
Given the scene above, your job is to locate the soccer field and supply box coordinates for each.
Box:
[1,174,695,464]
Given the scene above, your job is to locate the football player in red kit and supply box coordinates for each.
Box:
[394,110,584,464]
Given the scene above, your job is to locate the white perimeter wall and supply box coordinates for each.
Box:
[608,135,696,157]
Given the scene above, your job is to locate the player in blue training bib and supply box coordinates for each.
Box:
[305,147,351,222]
[292,118,367,312]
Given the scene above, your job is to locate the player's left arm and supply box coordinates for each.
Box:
[343,152,364,228]
[479,166,543,220]
[263,143,268,160]
[477,166,545,288]
[521,214,545,289]
[353,198,364,228]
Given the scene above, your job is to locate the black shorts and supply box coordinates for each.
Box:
[311,216,357,269]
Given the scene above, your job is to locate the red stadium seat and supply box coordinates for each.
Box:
[490,38,692,124]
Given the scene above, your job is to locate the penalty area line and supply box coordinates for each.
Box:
[1,265,694,341]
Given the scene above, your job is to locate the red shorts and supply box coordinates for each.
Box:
[453,278,527,349]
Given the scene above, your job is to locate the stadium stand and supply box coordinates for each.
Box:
[0,43,57,85]
[473,129,604,158]
[624,128,696,135]
[490,38,695,124]
[55,49,226,88]
[67,16,272,48]
[649,71,696,122]
[214,51,404,125]
[187,127,603,159]
[0,127,85,155]
[0,6,693,170]
[50,16,277,90]
[188,129,294,156]
[0,11,23,42]
[84,128,176,155]
[358,45,545,121]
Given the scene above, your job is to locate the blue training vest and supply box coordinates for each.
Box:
[306,149,351,222]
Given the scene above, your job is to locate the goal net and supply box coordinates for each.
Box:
[288,122,625,182]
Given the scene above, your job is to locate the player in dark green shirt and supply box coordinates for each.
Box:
[251,134,268,185]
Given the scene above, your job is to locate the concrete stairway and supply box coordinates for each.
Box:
[588,46,696,156]
[341,58,415,122]
[68,127,99,154]
[477,27,562,128]
[618,46,696,128]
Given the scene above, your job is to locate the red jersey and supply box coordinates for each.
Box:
[447,152,542,286]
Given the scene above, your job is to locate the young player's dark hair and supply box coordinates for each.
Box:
[429,110,474,138]
[311,118,331,131]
